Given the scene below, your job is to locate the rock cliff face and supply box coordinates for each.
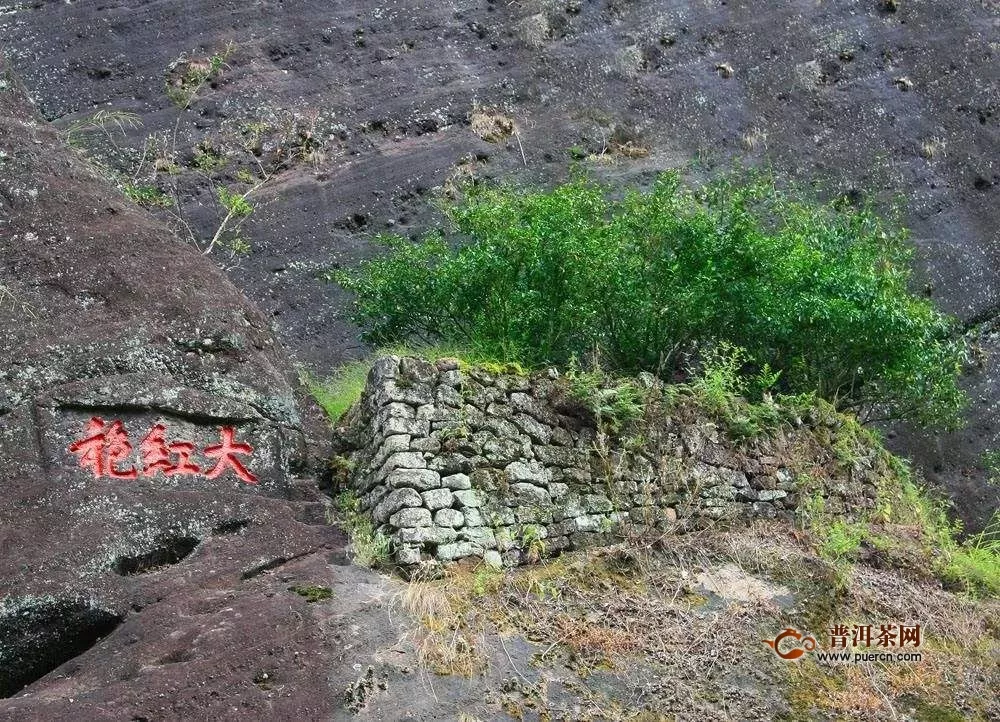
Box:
[0,59,342,710]
[1,0,996,527]
[335,357,885,569]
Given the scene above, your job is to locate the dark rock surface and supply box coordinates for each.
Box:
[2,0,995,528]
[0,58,344,713]
[0,55,534,722]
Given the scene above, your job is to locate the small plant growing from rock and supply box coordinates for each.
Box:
[565,355,644,434]
[520,524,547,563]
[288,584,333,603]
[122,183,172,209]
[331,491,392,567]
[64,109,141,149]
[165,42,236,109]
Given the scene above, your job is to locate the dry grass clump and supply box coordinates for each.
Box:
[469,109,515,143]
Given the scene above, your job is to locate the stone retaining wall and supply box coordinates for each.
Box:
[334,356,879,569]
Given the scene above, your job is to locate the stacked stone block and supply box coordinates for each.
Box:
[335,356,878,568]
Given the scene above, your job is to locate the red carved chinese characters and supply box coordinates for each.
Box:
[68,417,138,479]
[139,424,202,477]
[69,420,257,484]
[203,426,258,485]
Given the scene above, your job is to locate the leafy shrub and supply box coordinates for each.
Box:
[334,173,964,428]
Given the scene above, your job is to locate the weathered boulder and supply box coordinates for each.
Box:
[0,59,335,707]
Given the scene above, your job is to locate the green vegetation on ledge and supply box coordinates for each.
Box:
[333,172,966,428]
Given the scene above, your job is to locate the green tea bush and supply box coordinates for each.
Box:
[334,173,965,427]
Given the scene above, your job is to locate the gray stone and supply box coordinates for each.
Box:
[509,482,551,506]
[435,358,461,372]
[387,468,442,491]
[572,515,603,533]
[370,356,400,381]
[462,507,485,526]
[453,489,486,508]
[468,386,502,408]
[383,417,430,437]
[757,489,788,502]
[428,453,472,474]
[360,485,389,512]
[719,467,750,488]
[485,507,516,526]
[410,436,442,453]
[398,526,457,545]
[436,541,479,562]
[583,493,614,513]
[750,502,778,519]
[416,403,460,421]
[505,460,550,485]
[440,369,463,386]
[390,507,433,528]
[434,384,464,407]
[547,535,570,552]
[482,436,529,466]
[460,527,497,548]
[550,426,574,446]
[483,550,503,568]
[513,505,553,524]
[629,506,658,524]
[701,485,737,501]
[396,545,422,565]
[547,519,575,537]
[370,434,411,471]
[698,443,734,467]
[700,504,737,521]
[484,401,512,419]
[434,508,465,527]
[570,531,610,550]
[534,445,587,467]
[561,467,592,484]
[385,380,433,406]
[421,487,454,511]
[480,417,520,439]
[372,487,424,525]
[442,473,472,490]
[509,391,538,414]
[559,493,586,518]
[548,482,569,499]
[376,402,415,424]
[512,413,551,444]
[400,356,437,384]
[623,455,655,480]
[495,526,516,551]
